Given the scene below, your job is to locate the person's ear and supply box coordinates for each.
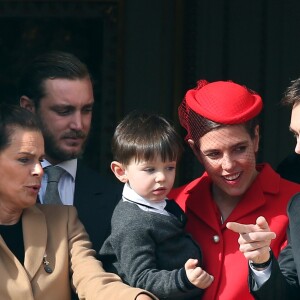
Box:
[188,139,203,163]
[111,161,128,183]
[253,125,260,153]
[20,96,36,113]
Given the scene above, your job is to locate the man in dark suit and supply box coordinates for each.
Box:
[74,160,122,250]
[226,78,300,299]
[277,152,300,184]
[18,51,122,253]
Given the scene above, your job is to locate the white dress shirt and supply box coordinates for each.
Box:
[122,183,170,216]
[250,262,272,288]
[39,159,77,205]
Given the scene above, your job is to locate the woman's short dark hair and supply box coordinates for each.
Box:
[185,108,260,149]
[112,111,184,165]
[0,103,41,151]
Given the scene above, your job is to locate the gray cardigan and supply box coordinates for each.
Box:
[100,200,203,299]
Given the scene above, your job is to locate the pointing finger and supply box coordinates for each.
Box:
[226,221,255,234]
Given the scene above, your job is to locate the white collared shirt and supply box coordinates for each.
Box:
[122,183,170,216]
[249,262,272,288]
[39,159,77,205]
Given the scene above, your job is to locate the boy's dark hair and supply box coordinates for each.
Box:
[112,111,184,165]
[0,103,41,151]
[17,51,91,108]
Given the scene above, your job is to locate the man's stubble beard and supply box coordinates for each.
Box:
[40,119,89,163]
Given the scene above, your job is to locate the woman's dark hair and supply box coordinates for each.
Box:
[0,103,41,151]
[186,108,260,150]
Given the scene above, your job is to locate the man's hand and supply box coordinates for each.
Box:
[185,258,214,289]
[226,216,276,264]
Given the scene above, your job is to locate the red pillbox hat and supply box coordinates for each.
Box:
[185,80,263,124]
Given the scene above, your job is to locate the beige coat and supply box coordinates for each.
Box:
[0,204,155,300]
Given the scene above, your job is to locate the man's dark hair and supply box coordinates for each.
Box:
[17,51,91,108]
[281,78,300,108]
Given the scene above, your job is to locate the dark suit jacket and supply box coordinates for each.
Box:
[71,160,122,300]
[250,193,300,299]
[74,160,122,253]
[277,153,300,184]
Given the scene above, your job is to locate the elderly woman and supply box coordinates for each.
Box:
[0,104,155,300]
[169,80,300,299]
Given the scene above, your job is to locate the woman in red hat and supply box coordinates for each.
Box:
[169,80,300,300]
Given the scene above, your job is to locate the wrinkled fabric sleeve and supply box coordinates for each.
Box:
[67,206,157,300]
[102,205,202,299]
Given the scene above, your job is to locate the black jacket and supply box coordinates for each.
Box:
[250,193,300,299]
[74,160,122,252]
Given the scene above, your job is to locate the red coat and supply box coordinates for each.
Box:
[169,164,300,300]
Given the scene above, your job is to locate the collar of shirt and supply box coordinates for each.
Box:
[122,183,169,215]
[41,159,77,181]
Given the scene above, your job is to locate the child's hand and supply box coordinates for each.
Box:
[184,259,214,289]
